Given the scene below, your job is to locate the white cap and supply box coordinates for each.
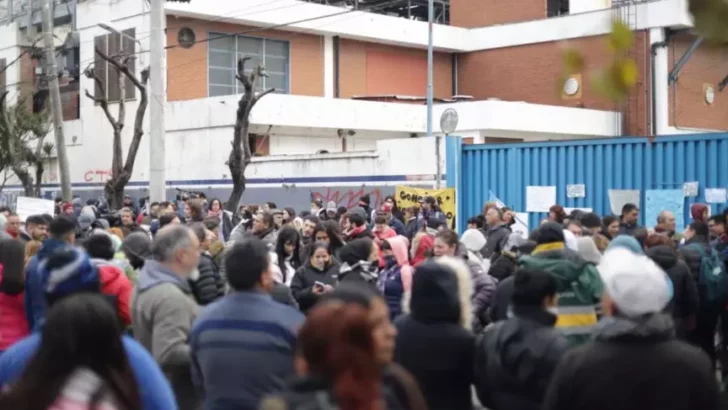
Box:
[597,248,673,318]
[460,229,486,253]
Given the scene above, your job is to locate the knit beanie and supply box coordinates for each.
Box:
[338,238,374,266]
[460,229,486,253]
[534,222,565,244]
[40,248,100,303]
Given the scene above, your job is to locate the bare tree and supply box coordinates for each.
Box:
[83,48,149,210]
[0,91,54,197]
[225,57,275,213]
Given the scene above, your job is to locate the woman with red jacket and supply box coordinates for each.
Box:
[0,238,30,354]
[83,233,133,326]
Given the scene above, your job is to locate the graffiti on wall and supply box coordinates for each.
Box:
[311,187,386,209]
[84,169,112,182]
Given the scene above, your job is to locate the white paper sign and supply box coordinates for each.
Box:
[564,207,593,214]
[526,186,557,213]
[683,181,699,198]
[15,196,55,222]
[608,189,640,215]
[705,188,727,204]
[512,212,530,239]
[566,184,586,198]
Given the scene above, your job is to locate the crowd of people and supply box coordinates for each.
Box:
[0,191,725,410]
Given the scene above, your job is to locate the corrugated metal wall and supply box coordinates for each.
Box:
[459,133,728,230]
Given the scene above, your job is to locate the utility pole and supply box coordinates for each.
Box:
[149,0,166,202]
[426,0,440,188]
[41,0,72,200]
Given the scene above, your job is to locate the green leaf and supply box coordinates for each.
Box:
[608,20,634,52]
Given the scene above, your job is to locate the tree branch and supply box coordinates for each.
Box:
[83,64,117,128]
[253,88,276,105]
[96,47,147,92]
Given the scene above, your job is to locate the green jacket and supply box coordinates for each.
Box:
[519,244,603,345]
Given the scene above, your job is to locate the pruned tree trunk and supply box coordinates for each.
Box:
[225,57,275,213]
[84,48,149,210]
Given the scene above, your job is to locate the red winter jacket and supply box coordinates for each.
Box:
[0,271,30,351]
[92,260,133,326]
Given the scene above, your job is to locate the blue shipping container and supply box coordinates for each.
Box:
[454,133,728,231]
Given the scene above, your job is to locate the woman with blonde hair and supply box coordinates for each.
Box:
[24,241,42,268]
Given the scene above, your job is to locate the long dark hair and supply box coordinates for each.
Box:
[297,303,382,410]
[308,241,332,270]
[323,220,346,253]
[0,294,141,410]
[276,226,301,281]
[0,238,26,295]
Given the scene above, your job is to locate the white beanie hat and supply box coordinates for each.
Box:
[461,229,486,253]
[597,247,673,318]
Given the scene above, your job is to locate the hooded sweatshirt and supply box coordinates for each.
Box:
[411,233,434,267]
[379,236,414,321]
[394,261,475,410]
[24,238,72,332]
[91,258,133,326]
[338,238,379,284]
[690,203,708,222]
[132,259,200,410]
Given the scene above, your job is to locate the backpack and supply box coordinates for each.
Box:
[686,243,727,304]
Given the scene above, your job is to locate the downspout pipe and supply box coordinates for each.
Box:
[650,28,671,137]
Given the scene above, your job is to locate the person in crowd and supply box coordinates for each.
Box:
[358,195,373,224]
[475,268,570,410]
[501,207,516,228]
[547,205,567,225]
[282,207,302,231]
[275,226,302,286]
[395,258,474,410]
[300,215,319,249]
[188,223,225,306]
[576,236,602,265]
[608,233,644,254]
[260,301,386,410]
[380,203,405,235]
[378,236,413,321]
[373,214,397,264]
[618,203,642,236]
[418,196,447,226]
[489,233,535,282]
[578,212,602,236]
[291,242,339,313]
[601,215,620,239]
[708,214,725,240]
[323,201,337,221]
[322,220,346,261]
[344,211,374,242]
[461,228,491,273]
[680,220,725,365]
[410,231,434,267]
[118,207,137,237]
[321,285,429,410]
[24,240,41,268]
[60,201,74,216]
[132,225,202,410]
[543,247,718,410]
[4,213,21,240]
[310,198,326,220]
[122,232,152,283]
[467,215,486,230]
[232,211,278,248]
[0,248,177,410]
[518,222,602,344]
[691,203,709,223]
[644,234,698,340]
[565,220,583,237]
[591,233,610,252]
[159,212,181,230]
[185,199,205,225]
[338,238,379,285]
[18,215,47,242]
[382,195,404,222]
[481,207,511,259]
[207,198,233,242]
[25,215,77,332]
[403,206,421,242]
[654,210,683,245]
[190,237,305,410]
[433,229,496,332]
[83,233,134,326]
[0,239,29,355]
[272,209,285,230]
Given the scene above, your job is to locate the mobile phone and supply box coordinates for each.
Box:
[314,281,325,290]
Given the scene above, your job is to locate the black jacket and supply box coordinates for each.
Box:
[617,222,642,236]
[190,253,225,305]
[489,252,519,282]
[679,236,717,304]
[271,283,298,309]
[394,263,474,410]
[489,276,515,323]
[475,306,569,410]
[290,262,339,312]
[543,314,719,410]
[480,224,511,259]
[646,245,699,338]
[404,218,419,242]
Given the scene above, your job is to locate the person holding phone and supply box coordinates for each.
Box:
[291,242,339,313]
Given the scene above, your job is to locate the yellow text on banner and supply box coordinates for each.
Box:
[395,186,456,228]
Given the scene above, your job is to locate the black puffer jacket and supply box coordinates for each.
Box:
[646,245,699,338]
[394,262,475,410]
[190,252,225,305]
[475,306,570,410]
[290,262,339,312]
[679,236,715,302]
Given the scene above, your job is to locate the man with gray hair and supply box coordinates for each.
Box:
[132,224,202,410]
[654,210,683,245]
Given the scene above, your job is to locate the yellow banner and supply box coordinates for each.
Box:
[395,185,456,228]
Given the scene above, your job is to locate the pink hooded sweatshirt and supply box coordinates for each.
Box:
[387,236,414,292]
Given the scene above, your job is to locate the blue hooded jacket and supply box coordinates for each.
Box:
[24,238,72,331]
